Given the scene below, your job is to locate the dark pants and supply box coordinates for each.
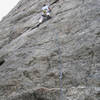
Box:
[42,14,51,20]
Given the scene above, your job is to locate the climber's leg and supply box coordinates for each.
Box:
[39,16,44,24]
[46,12,50,16]
[38,13,51,26]
[46,12,51,19]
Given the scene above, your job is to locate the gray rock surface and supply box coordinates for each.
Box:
[0,0,100,100]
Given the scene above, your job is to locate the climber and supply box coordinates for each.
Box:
[39,4,51,24]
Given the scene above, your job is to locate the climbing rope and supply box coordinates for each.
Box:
[54,32,64,100]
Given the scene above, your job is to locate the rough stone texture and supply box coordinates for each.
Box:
[0,0,100,100]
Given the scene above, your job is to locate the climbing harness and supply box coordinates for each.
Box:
[55,32,64,100]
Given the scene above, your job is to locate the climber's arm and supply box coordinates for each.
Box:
[48,7,51,12]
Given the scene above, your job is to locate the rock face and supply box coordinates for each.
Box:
[0,0,100,100]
